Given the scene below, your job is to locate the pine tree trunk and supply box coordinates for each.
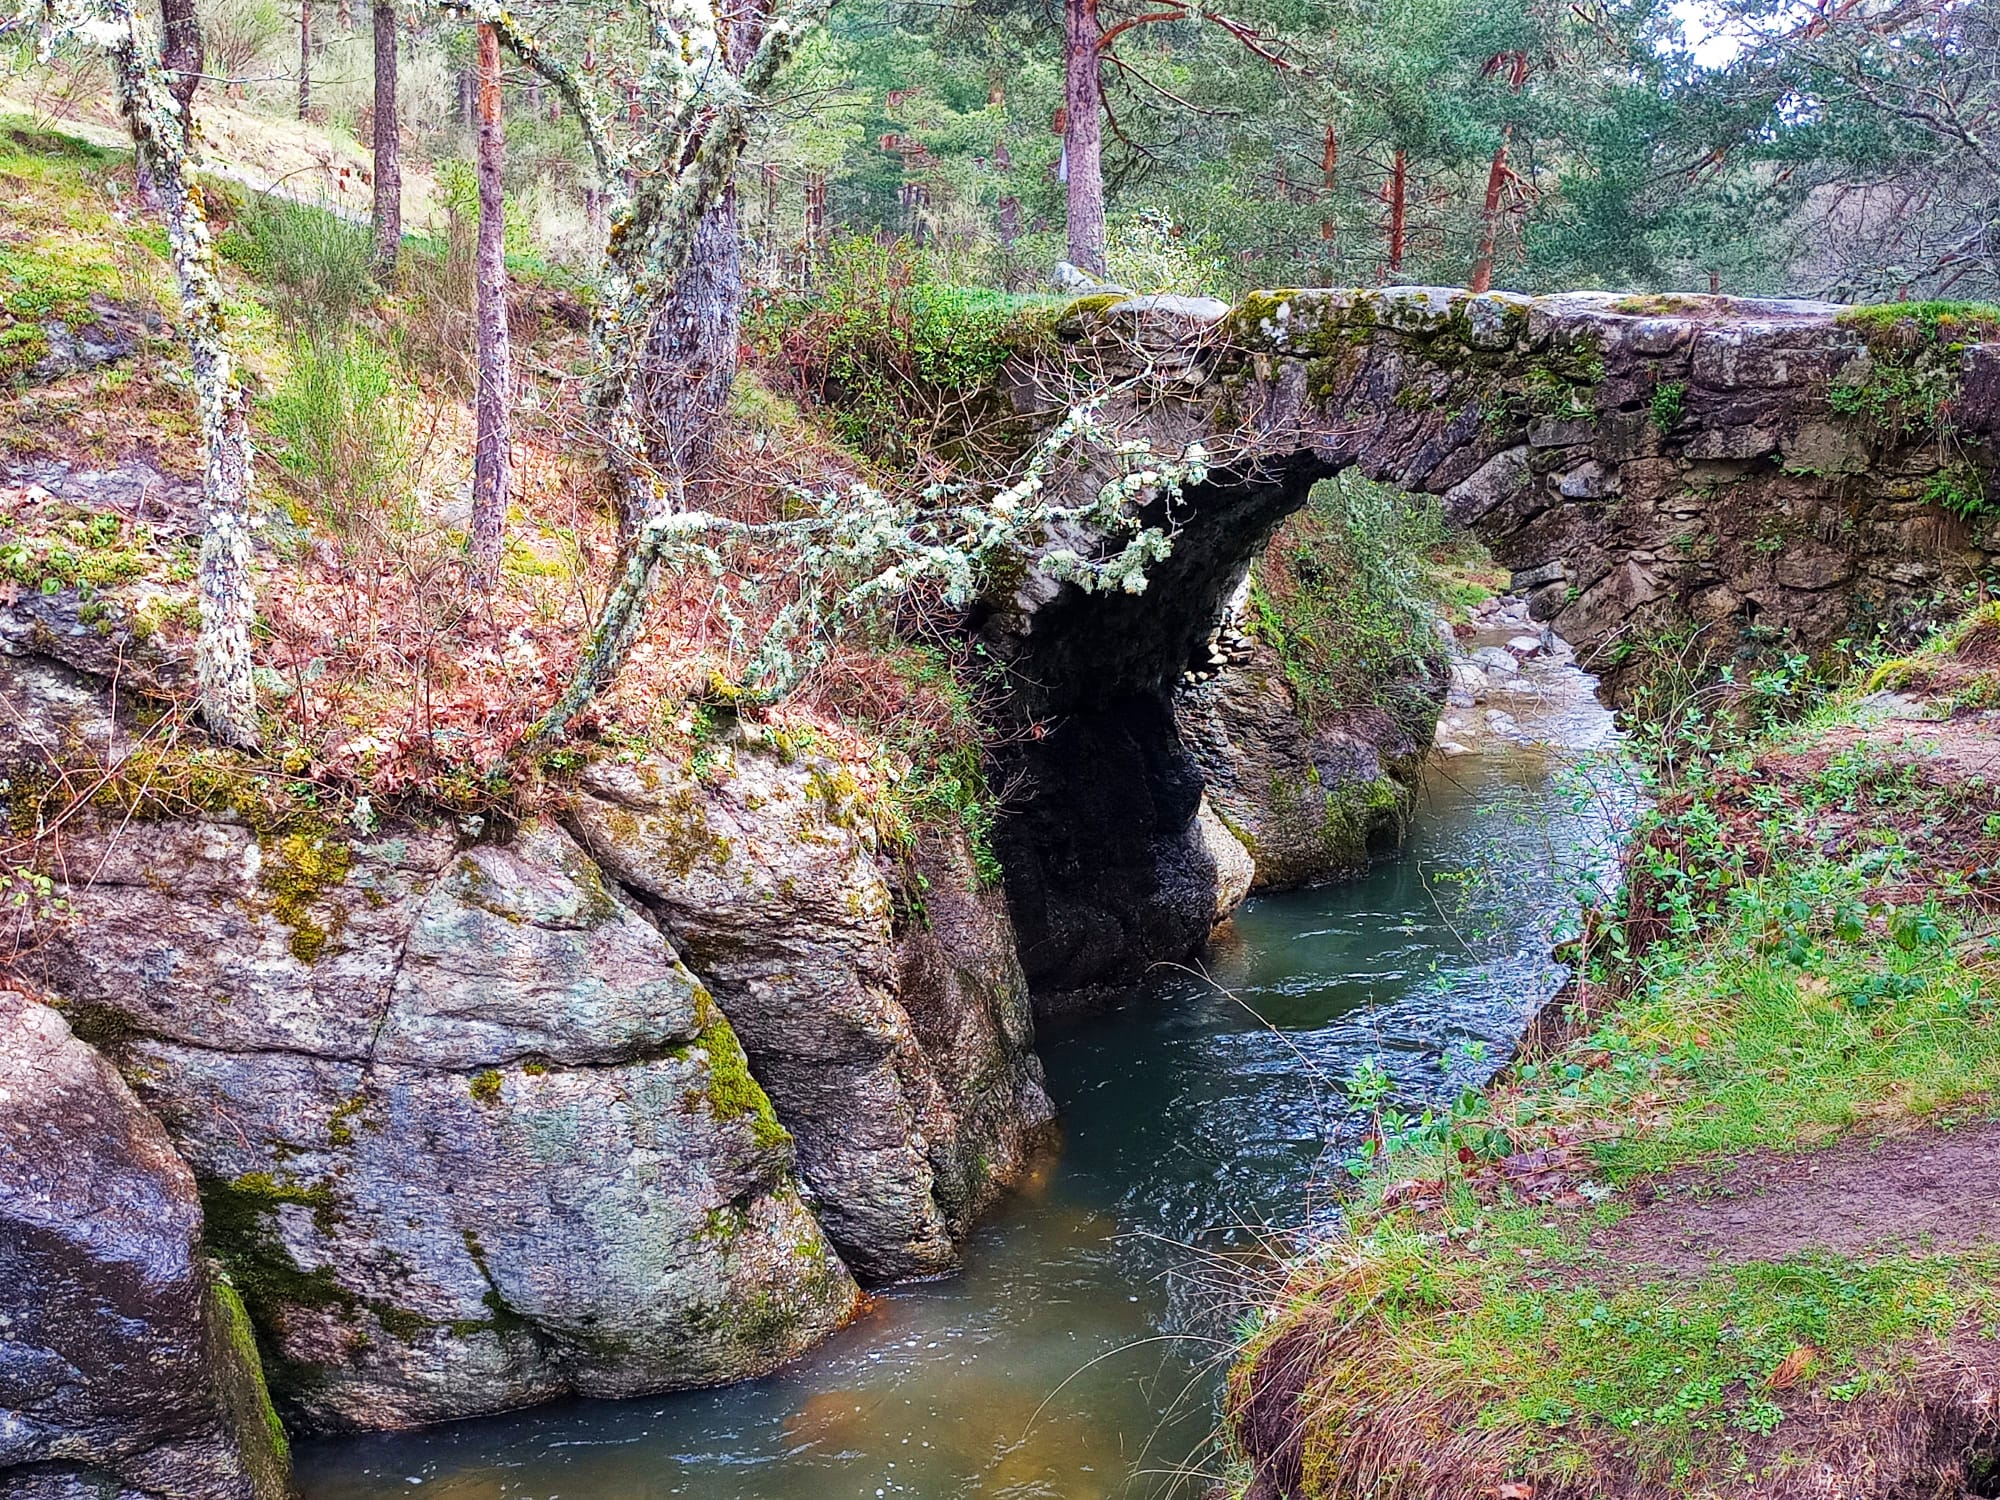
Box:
[1468,129,1511,295]
[1385,148,1407,275]
[371,0,400,276]
[469,21,510,587]
[297,0,311,118]
[1063,0,1107,277]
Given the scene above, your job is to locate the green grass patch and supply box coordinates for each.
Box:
[1235,622,2000,1495]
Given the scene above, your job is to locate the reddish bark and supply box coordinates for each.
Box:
[1385,149,1407,274]
[1468,127,1512,294]
[1063,0,1107,276]
[1318,124,1338,242]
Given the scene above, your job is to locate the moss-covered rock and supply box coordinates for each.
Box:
[0,989,289,1498]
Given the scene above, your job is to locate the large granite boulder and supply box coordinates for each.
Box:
[25,815,859,1432]
[0,988,289,1499]
[567,743,1054,1283]
[1176,637,1432,890]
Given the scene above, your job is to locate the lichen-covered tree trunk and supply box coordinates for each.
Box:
[1063,0,1107,277]
[628,0,765,541]
[469,19,510,586]
[371,0,400,276]
[630,194,743,539]
[55,0,261,746]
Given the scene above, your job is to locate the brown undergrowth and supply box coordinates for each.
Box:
[0,123,998,888]
[1227,609,2000,1500]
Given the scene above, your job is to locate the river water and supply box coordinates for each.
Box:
[295,631,1636,1500]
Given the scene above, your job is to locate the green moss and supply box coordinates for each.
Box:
[260,833,353,963]
[199,1170,353,1380]
[326,1094,367,1147]
[1836,300,2000,352]
[689,999,789,1151]
[0,240,120,324]
[468,1069,504,1105]
[206,1280,292,1499]
[0,321,48,379]
[1610,292,1710,316]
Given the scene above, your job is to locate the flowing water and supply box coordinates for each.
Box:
[295,635,1637,1500]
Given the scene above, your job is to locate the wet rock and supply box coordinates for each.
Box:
[568,745,1052,1284]
[1176,637,1433,892]
[1195,796,1255,922]
[26,816,858,1431]
[0,988,289,1499]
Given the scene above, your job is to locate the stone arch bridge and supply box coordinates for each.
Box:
[975,287,2000,1001]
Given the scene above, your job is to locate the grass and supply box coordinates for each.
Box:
[1231,613,2000,1498]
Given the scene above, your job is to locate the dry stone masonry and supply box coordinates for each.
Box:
[982,289,1999,997]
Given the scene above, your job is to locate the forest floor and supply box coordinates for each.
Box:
[0,115,993,865]
[1229,609,2000,1500]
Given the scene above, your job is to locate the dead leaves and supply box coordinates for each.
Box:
[1765,1345,1819,1391]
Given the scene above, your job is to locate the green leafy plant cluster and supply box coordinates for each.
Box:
[749,236,1033,464]
[1828,302,2000,519]
[1247,472,1456,739]
[0,510,152,593]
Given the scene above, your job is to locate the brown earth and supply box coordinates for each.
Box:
[1594,1120,2000,1280]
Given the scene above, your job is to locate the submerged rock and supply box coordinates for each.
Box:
[26,816,859,1431]
[0,988,289,1498]
[568,745,1054,1284]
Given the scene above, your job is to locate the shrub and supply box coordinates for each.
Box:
[221,195,375,333]
[748,236,1030,466]
[1248,472,1455,737]
[261,333,411,529]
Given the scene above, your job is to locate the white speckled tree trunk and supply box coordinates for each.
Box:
[49,0,262,748]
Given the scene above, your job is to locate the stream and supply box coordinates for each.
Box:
[294,622,1637,1500]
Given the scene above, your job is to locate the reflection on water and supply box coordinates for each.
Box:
[295,657,1637,1500]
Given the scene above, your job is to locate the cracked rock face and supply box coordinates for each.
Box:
[1176,637,1433,892]
[0,989,289,1499]
[25,815,859,1432]
[568,745,1054,1284]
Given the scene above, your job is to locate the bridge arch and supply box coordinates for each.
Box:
[977,288,2000,1000]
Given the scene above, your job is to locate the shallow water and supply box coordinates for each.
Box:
[294,650,1637,1500]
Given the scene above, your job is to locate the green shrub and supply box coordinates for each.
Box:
[1248,472,1454,737]
[261,334,410,528]
[748,236,1032,465]
[221,195,375,333]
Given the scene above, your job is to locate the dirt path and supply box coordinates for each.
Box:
[1593,1119,2000,1278]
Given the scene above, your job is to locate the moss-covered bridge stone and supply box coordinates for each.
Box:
[980,288,2000,997]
